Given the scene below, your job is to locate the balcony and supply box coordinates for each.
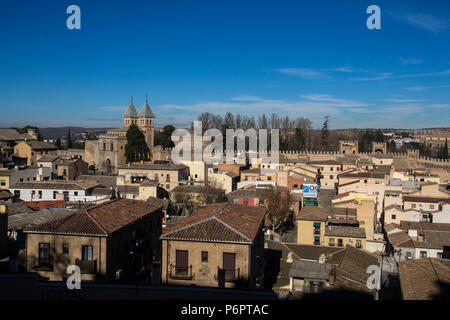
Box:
[75,259,97,274]
[214,268,240,282]
[168,264,194,280]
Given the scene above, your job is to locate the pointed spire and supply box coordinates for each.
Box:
[139,95,154,118]
[123,97,139,118]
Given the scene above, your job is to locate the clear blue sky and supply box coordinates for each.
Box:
[0,0,449,129]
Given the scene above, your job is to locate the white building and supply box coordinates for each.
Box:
[9,181,107,202]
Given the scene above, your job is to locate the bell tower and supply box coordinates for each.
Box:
[123,97,139,128]
[138,96,155,153]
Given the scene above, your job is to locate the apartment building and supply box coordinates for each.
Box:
[160,203,266,289]
[0,166,51,189]
[13,141,58,166]
[9,181,105,202]
[296,207,366,250]
[117,162,189,192]
[24,199,163,282]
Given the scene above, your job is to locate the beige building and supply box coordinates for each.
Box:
[57,158,89,180]
[208,167,239,194]
[309,160,342,188]
[117,162,189,192]
[297,207,367,250]
[23,199,163,283]
[13,141,58,166]
[160,203,266,289]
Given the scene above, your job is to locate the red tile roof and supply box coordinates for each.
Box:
[25,200,66,210]
[403,196,450,204]
[161,203,266,243]
[24,199,163,236]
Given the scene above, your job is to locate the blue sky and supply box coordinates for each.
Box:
[0,0,449,129]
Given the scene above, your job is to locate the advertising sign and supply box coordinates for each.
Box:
[302,184,319,198]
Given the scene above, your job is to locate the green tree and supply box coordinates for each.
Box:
[154,125,175,148]
[66,129,73,149]
[125,124,149,163]
[55,138,61,149]
[320,115,329,150]
[439,138,449,160]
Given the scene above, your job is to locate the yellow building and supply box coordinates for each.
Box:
[13,141,58,166]
[297,207,366,250]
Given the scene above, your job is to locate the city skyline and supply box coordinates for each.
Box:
[0,0,449,129]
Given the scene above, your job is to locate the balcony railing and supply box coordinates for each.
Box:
[168,264,194,280]
[75,259,97,274]
[214,268,240,282]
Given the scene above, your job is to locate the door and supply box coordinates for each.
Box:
[175,250,188,276]
[223,252,236,281]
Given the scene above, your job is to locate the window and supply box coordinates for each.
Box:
[175,250,189,275]
[430,205,434,209]
[53,191,57,199]
[329,238,335,246]
[110,143,114,151]
[0,180,5,186]
[63,244,69,254]
[337,239,343,247]
[391,214,396,220]
[420,251,427,258]
[437,252,443,259]
[412,204,417,208]
[330,167,333,171]
[82,245,93,261]
[356,240,362,248]
[39,243,50,265]
[201,251,208,263]
[195,174,198,178]
[38,191,42,199]
[364,179,368,183]
[74,191,78,196]
[314,236,320,245]
[14,190,20,198]
[313,222,321,235]
[103,143,106,151]
[223,252,236,281]
[329,175,333,179]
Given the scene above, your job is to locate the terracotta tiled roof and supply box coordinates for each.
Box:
[403,195,450,204]
[10,181,100,190]
[24,141,58,150]
[387,231,414,247]
[161,203,266,243]
[25,200,66,210]
[338,180,360,188]
[399,220,450,232]
[24,199,163,236]
[297,207,357,222]
[399,258,450,300]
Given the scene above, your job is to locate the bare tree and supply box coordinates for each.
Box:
[261,187,293,231]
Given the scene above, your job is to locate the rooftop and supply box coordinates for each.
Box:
[399,258,450,300]
[161,202,266,244]
[24,198,163,236]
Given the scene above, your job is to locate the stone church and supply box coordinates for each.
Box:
[85,98,155,172]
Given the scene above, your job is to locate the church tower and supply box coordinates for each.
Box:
[123,98,139,128]
[138,97,155,152]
